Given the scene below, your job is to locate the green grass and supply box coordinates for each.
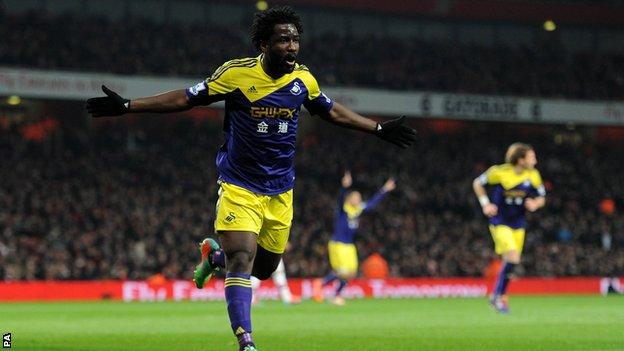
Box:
[1,296,623,350]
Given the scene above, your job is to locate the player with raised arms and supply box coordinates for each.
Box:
[313,171,395,305]
[86,6,416,351]
[472,143,546,313]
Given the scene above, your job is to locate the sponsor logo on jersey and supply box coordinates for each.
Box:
[250,106,296,119]
[503,190,527,198]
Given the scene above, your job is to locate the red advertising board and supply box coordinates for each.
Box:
[0,278,620,302]
[0,280,123,301]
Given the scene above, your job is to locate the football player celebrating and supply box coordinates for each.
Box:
[86,6,415,350]
[473,143,546,313]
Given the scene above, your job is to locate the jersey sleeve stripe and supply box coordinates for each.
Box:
[208,58,257,81]
[209,61,258,82]
[295,65,309,71]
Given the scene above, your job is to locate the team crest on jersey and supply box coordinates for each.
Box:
[189,82,206,96]
[290,82,302,96]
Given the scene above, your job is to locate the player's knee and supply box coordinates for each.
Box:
[504,251,521,264]
[253,270,274,281]
[226,250,254,273]
[252,261,280,280]
[336,269,355,280]
[251,248,281,280]
[252,262,278,280]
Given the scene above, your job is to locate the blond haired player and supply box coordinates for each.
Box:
[473,143,546,313]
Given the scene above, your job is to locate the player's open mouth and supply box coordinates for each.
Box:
[284,55,297,67]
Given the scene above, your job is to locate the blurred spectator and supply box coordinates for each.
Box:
[600,198,616,215]
[601,229,613,251]
[483,259,503,281]
[362,253,389,279]
[557,226,574,243]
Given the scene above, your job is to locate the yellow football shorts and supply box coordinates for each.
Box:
[489,225,526,255]
[328,240,358,275]
[214,182,293,254]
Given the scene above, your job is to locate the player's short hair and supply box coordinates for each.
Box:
[505,142,533,165]
[251,5,303,51]
[345,189,359,196]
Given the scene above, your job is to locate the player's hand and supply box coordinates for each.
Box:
[86,85,131,117]
[382,178,396,192]
[525,198,539,212]
[482,203,498,217]
[341,171,352,188]
[375,116,417,148]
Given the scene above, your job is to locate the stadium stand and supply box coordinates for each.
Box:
[1,117,622,280]
[1,11,623,99]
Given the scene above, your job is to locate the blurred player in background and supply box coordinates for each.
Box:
[472,143,546,313]
[86,6,415,351]
[313,171,395,305]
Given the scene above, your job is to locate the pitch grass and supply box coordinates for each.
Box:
[1,296,623,351]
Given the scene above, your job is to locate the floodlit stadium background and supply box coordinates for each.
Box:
[0,2,623,349]
[0,0,624,351]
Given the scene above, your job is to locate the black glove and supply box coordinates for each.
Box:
[375,116,417,148]
[86,85,130,117]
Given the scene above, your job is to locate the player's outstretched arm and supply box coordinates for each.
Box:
[325,102,416,148]
[337,171,352,207]
[381,178,396,193]
[86,85,191,117]
[364,178,395,212]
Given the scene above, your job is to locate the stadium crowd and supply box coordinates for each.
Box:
[1,117,623,281]
[1,11,623,100]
